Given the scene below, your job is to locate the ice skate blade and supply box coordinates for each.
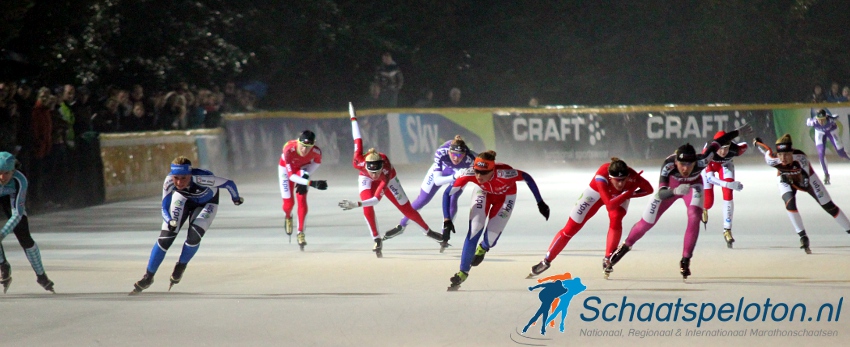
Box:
[603,273,610,280]
[804,247,812,254]
[375,251,383,258]
[1,278,11,294]
[129,289,142,296]
[168,283,175,291]
[447,285,460,291]
[299,245,305,251]
[525,273,536,279]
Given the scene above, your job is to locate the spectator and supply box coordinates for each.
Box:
[839,86,850,102]
[72,86,94,139]
[360,82,382,108]
[826,81,842,102]
[46,93,69,206]
[56,84,77,148]
[204,91,224,128]
[810,84,826,103]
[30,87,54,207]
[374,52,403,107]
[413,88,434,108]
[0,82,17,153]
[528,96,540,108]
[92,98,121,133]
[222,81,239,113]
[188,89,209,129]
[445,87,463,107]
[14,83,35,175]
[122,102,154,132]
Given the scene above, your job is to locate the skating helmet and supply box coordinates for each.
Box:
[816,109,829,119]
[675,143,697,163]
[608,157,629,178]
[298,130,316,146]
[0,152,16,172]
[713,131,731,147]
[775,134,793,153]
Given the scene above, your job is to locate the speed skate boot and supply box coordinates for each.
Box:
[447,271,468,291]
[680,257,692,281]
[169,262,188,291]
[297,232,307,251]
[130,271,154,295]
[609,244,631,267]
[471,245,488,266]
[824,174,831,185]
[723,229,735,249]
[382,225,405,241]
[602,257,614,279]
[799,234,811,254]
[526,259,550,279]
[373,238,383,258]
[0,261,11,294]
[36,273,55,293]
[425,230,443,242]
[284,217,294,236]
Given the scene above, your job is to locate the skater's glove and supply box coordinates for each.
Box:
[233,197,244,206]
[753,137,764,146]
[442,219,455,239]
[672,184,691,196]
[295,184,308,194]
[167,219,178,232]
[338,199,360,210]
[348,102,357,121]
[537,201,550,221]
[725,181,744,191]
[308,180,328,190]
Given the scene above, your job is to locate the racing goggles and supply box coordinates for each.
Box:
[298,139,315,148]
[365,160,384,173]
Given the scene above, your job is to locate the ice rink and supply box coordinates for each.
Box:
[3,160,849,347]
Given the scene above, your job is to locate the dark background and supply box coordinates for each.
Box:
[3,0,849,109]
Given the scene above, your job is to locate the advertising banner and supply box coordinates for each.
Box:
[386,112,489,164]
[493,112,619,163]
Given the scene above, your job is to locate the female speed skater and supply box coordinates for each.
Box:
[442,150,551,291]
[701,130,748,248]
[806,108,850,185]
[0,152,54,294]
[754,134,850,254]
[527,157,653,279]
[278,129,328,250]
[130,156,243,295]
[382,135,476,238]
[337,103,442,257]
[607,125,749,281]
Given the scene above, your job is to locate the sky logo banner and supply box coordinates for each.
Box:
[387,113,486,164]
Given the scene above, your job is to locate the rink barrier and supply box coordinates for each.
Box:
[99,128,227,202]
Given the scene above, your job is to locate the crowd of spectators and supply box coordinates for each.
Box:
[0,79,261,211]
[809,81,850,103]
[366,52,465,109]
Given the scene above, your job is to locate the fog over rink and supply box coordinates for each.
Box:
[3,161,849,347]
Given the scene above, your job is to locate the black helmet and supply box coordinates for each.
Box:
[675,143,697,163]
[298,130,316,146]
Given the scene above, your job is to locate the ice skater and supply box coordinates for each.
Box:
[130,156,243,294]
[278,130,328,250]
[806,108,850,184]
[382,135,476,239]
[443,150,550,290]
[608,125,749,280]
[701,130,748,248]
[0,152,55,293]
[337,103,442,257]
[544,277,587,333]
[754,134,850,254]
[528,157,653,279]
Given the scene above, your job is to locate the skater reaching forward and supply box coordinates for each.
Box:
[130,156,243,295]
[806,108,850,185]
[278,129,328,250]
[754,134,850,254]
[607,125,749,280]
[701,130,748,248]
[382,135,476,239]
[0,152,54,293]
[528,157,653,279]
[443,150,550,290]
[337,103,442,257]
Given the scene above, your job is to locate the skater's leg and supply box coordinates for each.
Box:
[817,143,829,177]
[826,131,850,160]
[9,216,44,275]
[625,192,677,247]
[399,187,438,227]
[546,193,603,261]
[385,177,430,231]
[448,188,463,221]
[605,206,627,257]
[481,195,513,250]
[781,191,805,233]
[295,189,308,232]
[682,189,704,258]
[460,190,488,272]
[359,178,381,238]
[279,165,295,217]
[178,201,217,264]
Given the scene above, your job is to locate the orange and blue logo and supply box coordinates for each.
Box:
[521,272,587,336]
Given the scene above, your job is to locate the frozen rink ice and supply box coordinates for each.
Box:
[3,162,849,346]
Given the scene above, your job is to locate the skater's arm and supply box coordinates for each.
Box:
[520,171,544,203]
[630,172,654,198]
[161,194,173,223]
[442,177,467,218]
[432,167,459,186]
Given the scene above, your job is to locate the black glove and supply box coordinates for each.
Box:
[295,184,308,194]
[442,219,455,242]
[537,201,550,221]
[753,137,763,145]
[309,180,328,190]
[233,197,244,205]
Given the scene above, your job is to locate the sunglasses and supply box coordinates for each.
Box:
[298,141,314,148]
[474,169,493,175]
[449,150,465,159]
